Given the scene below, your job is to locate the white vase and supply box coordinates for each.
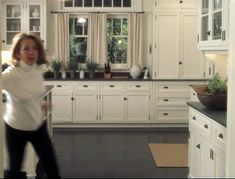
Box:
[130,65,141,79]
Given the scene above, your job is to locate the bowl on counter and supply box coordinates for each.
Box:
[192,84,227,110]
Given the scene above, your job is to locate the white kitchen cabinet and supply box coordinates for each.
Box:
[126,82,151,122]
[153,7,204,79]
[188,107,226,178]
[100,82,125,122]
[73,82,99,122]
[2,0,46,49]
[198,0,229,50]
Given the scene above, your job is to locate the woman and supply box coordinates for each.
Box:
[2,33,61,179]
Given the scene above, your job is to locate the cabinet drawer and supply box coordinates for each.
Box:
[100,82,125,92]
[189,109,212,139]
[212,122,226,149]
[156,84,189,93]
[126,82,150,92]
[155,108,188,123]
[156,96,188,106]
[51,83,73,91]
[74,82,99,92]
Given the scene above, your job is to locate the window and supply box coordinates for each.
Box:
[69,15,88,65]
[107,16,128,67]
[63,0,131,8]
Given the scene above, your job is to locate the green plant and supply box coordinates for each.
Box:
[51,60,61,72]
[86,61,99,72]
[68,60,78,71]
[207,73,227,95]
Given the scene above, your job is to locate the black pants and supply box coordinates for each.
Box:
[5,121,61,179]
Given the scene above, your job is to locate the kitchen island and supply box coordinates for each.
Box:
[187,102,226,178]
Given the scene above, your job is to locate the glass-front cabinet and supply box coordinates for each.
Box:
[2,0,46,49]
[198,0,229,50]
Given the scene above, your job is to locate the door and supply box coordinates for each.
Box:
[180,13,204,79]
[153,12,180,79]
[73,93,98,122]
[126,93,150,122]
[100,93,125,122]
[52,92,73,123]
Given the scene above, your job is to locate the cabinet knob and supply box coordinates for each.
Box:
[163,99,169,102]
[57,85,62,87]
[124,97,127,101]
[218,133,224,139]
[204,124,208,129]
[83,85,88,88]
[136,85,141,88]
[179,0,183,3]
[42,40,45,43]
[163,113,168,116]
[192,116,196,120]
[2,40,5,43]
[196,144,200,149]
[179,62,182,65]
[163,86,169,89]
[109,85,115,88]
[71,97,74,101]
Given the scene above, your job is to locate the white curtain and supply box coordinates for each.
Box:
[55,13,69,63]
[128,13,143,67]
[88,13,107,66]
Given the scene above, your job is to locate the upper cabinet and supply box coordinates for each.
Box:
[2,0,46,49]
[152,0,205,79]
[198,0,230,51]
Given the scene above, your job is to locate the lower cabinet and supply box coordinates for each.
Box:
[45,80,204,125]
[188,107,226,178]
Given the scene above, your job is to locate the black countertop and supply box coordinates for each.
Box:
[187,102,227,127]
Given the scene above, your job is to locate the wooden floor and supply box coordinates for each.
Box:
[53,128,189,178]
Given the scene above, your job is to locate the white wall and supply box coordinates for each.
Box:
[226,0,235,176]
[0,0,4,177]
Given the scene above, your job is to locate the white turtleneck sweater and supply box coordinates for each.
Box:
[2,61,46,131]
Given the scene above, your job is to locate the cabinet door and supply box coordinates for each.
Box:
[126,93,150,122]
[100,93,125,122]
[153,12,180,79]
[73,93,98,122]
[181,13,204,79]
[189,132,202,178]
[52,92,73,123]
[3,3,23,47]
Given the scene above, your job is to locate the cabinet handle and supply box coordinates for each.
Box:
[193,93,196,96]
[163,113,168,116]
[2,40,5,43]
[136,85,141,88]
[196,144,200,149]
[109,85,115,88]
[206,31,211,36]
[57,85,62,87]
[192,116,196,120]
[124,97,127,101]
[210,149,214,160]
[204,124,208,129]
[163,86,169,89]
[71,97,74,101]
[218,133,224,139]
[179,0,183,3]
[42,40,45,43]
[83,85,88,88]
[163,99,169,102]
[179,62,182,65]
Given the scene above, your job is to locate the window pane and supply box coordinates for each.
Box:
[70,37,87,63]
[84,0,92,7]
[107,18,112,35]
[122,18,128,35]
[113,18,121,35]
[75,0,83,7]
[75,20,83,35]
[123,0,131,7]
[108,37,127,64]
[69,18,74,34]
[94,0,102,7]
[104,0,112,7]
[64,0,73,7]
[113,0,121,7]
[84,19,88,35]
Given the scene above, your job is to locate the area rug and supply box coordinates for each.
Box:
[148,143,188,168]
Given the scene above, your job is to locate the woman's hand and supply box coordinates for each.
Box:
[40,100,53,110]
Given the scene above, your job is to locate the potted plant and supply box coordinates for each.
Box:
[51,59,62,78]
[193,74,227,110]
[86,61,99,78]
[68,59,78,78]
